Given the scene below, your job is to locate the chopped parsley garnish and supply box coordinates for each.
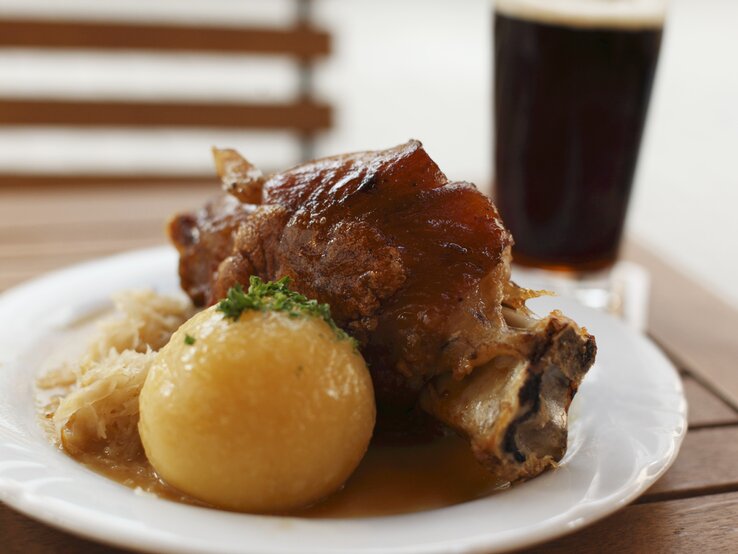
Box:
[216,276,357,346]
[184,334,196,345]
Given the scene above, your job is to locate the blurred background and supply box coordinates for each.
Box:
[0,0,735,307]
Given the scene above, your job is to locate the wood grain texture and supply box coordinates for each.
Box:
[625,241,738,409]
[0,183,213,229]
[1,504,133,554]
[0,18,330,58]
[683,374,738,428]
[641,426,738,502]
[0,98,332,131]
[0,183,214,292]
[0,220,167,247]
[0,237,164,265]
[518,491,738,553]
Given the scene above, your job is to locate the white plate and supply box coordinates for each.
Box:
[0,247,687,554]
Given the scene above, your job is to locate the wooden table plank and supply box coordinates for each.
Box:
[0,183,214,227]
[625,241,738,409]
[683,374,738,428]
[0,219,166,245]
[518,491,738,553]
[0,238,164,273]
[0,236,165,261]
[0,184,214,293]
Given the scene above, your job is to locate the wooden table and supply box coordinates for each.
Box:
[1,184,737,553]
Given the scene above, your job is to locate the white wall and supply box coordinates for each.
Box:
[628,0,738,307]
[313,0,491,185]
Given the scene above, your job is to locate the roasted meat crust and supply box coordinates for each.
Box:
[168,140,596,482]
[169,194,255,306]
[170,141,514,412]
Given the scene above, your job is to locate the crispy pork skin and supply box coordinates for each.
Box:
[168,141,596,482]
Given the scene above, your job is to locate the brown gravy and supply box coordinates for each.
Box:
[68,434,507,518]
[298,435,508,517]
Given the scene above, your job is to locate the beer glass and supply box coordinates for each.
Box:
[493,0,666,321]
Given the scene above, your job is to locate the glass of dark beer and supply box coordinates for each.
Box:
[493,0,666,313]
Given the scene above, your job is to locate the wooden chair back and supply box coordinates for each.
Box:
[0,2,331,186]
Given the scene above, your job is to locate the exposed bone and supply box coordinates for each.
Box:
[212,147,265,205]
[420,311,595,483]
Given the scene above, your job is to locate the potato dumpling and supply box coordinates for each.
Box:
[138,305,375,513]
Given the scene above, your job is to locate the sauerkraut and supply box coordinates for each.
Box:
[41,290,192,459]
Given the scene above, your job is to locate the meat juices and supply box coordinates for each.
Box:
[169,141,596,482]
[494,0,664,271]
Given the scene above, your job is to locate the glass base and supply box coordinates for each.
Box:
[511,261,651,332]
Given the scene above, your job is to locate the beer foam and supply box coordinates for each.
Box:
[495,0,667,29]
